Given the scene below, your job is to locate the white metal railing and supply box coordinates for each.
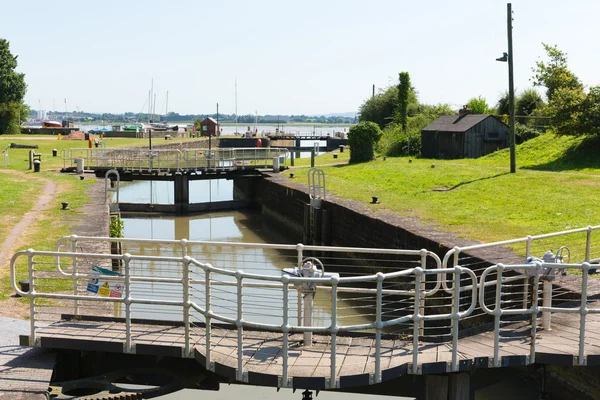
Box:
[479,261,599,366]
[60,147,290,172]
[11,237,486,387]
[10,227,600,387]
[442,225,600,329]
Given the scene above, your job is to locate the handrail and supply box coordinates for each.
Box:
[12,244,477,387]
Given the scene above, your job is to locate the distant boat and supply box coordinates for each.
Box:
[123,124,143,131]
[42,120,62,128]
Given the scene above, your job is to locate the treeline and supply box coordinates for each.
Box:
[42,111,357,125]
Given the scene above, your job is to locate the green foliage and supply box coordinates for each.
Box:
[397,72,411,132]
[515,122,541,144]
[532,44,583,100]
[516,88,544,116]
[359,86,418,129]
[0,101,22,134]
[348,121,382,163]
[466,96,493,114]
[496,91,510,115]
[0,39,26,134]
[378,103,455,157]
[193,117,202,131]
[0,39,26,104]
[109,215,124,238]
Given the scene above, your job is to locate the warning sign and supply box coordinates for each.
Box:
[86,266,124,299]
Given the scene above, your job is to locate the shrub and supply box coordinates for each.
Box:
[348,121,382,163]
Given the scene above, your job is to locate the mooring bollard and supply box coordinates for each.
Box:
[33,160,41,172]
[61,202,69,210]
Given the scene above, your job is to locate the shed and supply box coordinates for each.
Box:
[420,110,509,159]
[200,117,218,137]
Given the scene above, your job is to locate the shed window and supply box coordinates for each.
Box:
[487,131,499,138]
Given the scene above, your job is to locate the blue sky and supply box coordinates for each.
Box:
[2,0,599,116]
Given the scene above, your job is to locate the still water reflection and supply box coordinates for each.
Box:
[120,209,372,328]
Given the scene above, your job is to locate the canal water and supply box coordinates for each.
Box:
[117,181,540,400]
[117,180,372,328]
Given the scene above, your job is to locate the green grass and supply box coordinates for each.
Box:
[294,133,600,248]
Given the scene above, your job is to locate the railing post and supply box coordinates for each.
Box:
[205,268,212,370]
[303,292,314,347]
[412,268,423,374]
[523,236,533,309]
[28,250,36,346]
[419,250,427,336]
[72,237,79,316]
[330,276,339,389]
[530,263,541,364]
[236,271,244,381]
[282,275,290,388]
[451,267,462,372]
[542,280,552,330]
[124,254,133,353]
[297,244,303,326]
[585,227,592,261]
[579,263,590,365]
[182,257,191,357]
[375,272,384,383]
[493,264,504,367]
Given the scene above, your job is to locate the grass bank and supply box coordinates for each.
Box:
[295,133,600,249]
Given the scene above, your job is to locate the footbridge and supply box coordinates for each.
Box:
[60,147,290,176]
[10,226,600,398]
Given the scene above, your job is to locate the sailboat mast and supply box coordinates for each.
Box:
[235,77,238,135]
[166,91,169,124]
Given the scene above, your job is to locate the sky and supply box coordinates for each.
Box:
[2,0,599,116]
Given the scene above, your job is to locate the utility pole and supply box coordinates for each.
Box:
[372,84,375,98]
[507,2,516,173]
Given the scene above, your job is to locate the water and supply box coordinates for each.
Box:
[76,123,351,136]
[117,180,372,327]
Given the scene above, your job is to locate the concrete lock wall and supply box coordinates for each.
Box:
[234,174,527,335]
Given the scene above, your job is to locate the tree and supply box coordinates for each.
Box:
[397,72,411,132]
[348,121,382,163]
[496,91,510,115]
[532,43,583,100]
[0,39,27,134]
[359,85,417,129]
[531,43,600,136]
[516,88,544,116]
[466,96,492,114]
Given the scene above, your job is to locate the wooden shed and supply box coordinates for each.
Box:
[421,110,509,159]
[200,117,218,137]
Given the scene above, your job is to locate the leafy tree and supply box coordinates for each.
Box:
[359,85,417,129]
[531,44,600,136]
[466,96,493,114]
[496,91,510,115]
[516,88,544,116]
[348,121,382,163]
[532,43,583,100]
[0,38,27,134]
[397,72,411,132]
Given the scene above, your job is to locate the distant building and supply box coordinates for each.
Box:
[421,108,509,159]
[200,117,219,137]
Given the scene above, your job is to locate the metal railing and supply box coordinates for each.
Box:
[442,225,600,329]
[60,147,290,172]
[479,261,599,366]
[10,226,600,387]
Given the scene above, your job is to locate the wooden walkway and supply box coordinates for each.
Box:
[22,310,600,389]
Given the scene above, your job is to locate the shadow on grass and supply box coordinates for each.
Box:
[431,172,509,192]
[523,135,600,171]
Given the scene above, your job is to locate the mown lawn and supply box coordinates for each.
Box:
[294,133,600,246]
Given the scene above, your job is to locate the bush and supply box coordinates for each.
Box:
[515,123,542,144]
[348,121,382,163]
[0,102,22,134]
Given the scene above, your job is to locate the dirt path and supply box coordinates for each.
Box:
[0,170,57,318]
